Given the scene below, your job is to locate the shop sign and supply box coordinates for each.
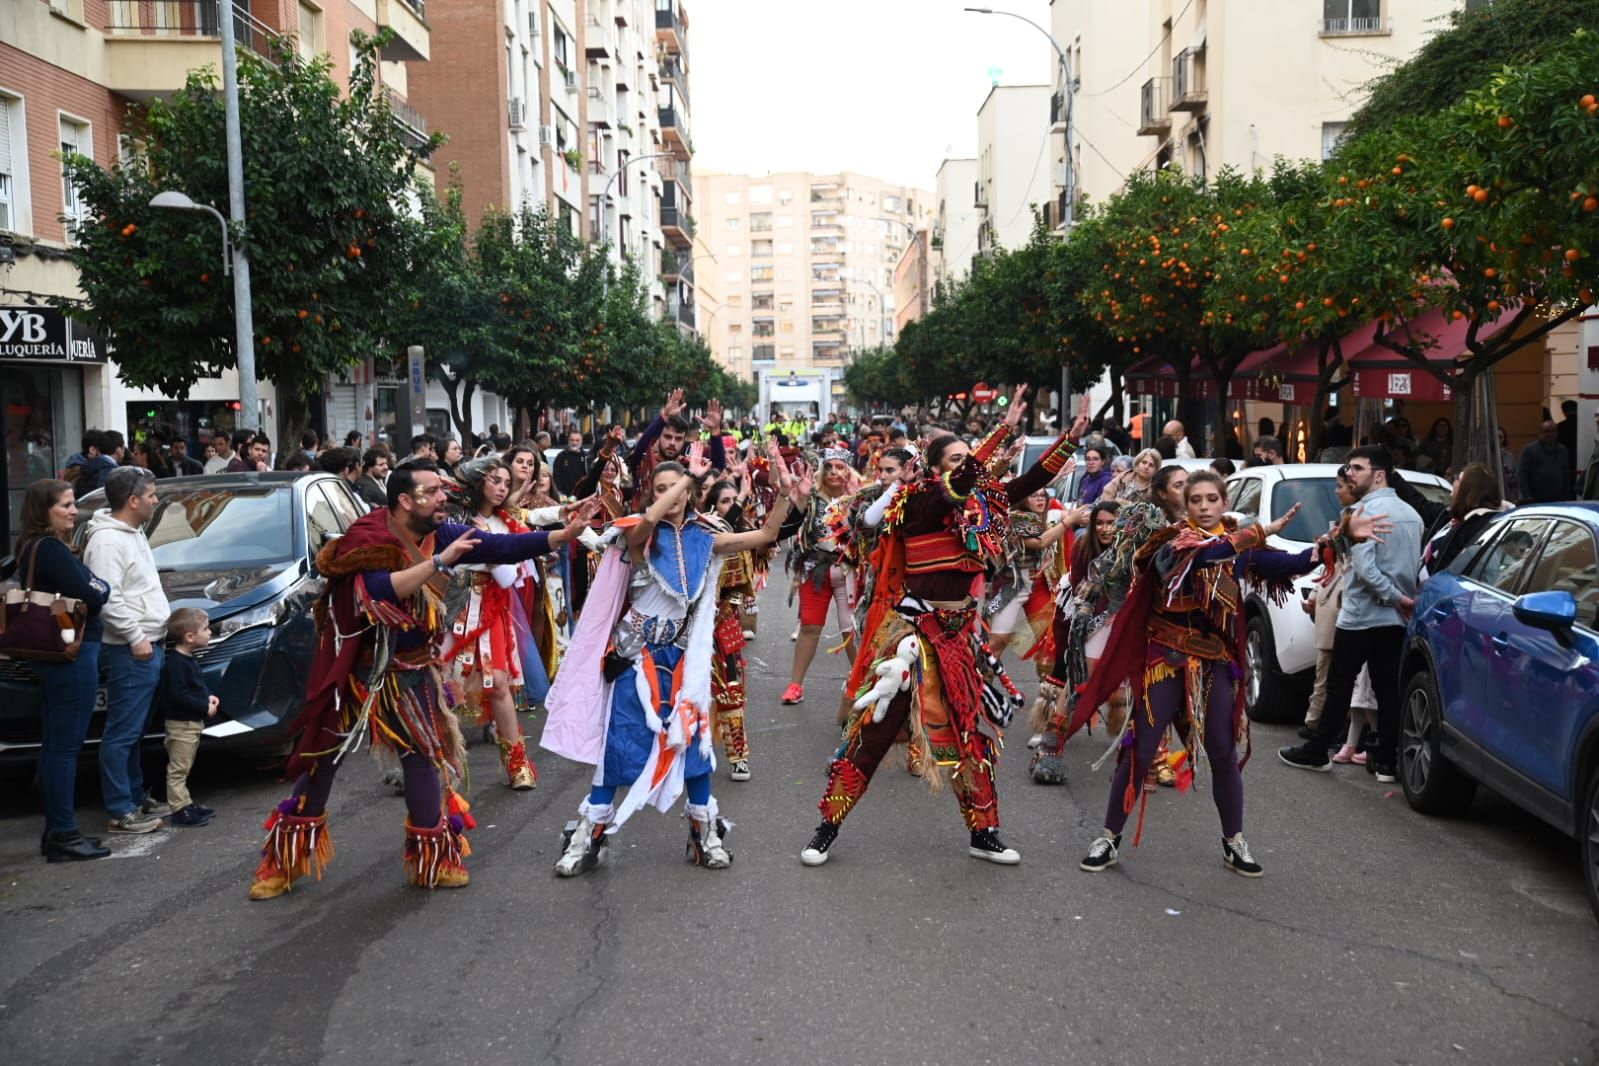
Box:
[0,308,109,364]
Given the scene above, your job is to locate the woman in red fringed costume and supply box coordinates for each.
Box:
[798,390,1090,869]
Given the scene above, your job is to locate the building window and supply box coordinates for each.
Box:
[777,242,793,255]
[753,321,775,338]
[1322,0,1383,33]
[750,265,774,282]
[752,344,776,362]
[0,94,22,233]
[724,191,741,205]
[725,294,743,308]
[297,2,321,59]
[553,26,571,72]
[725,217,742,230]
[59,115,91,240]
[778,320,794,334]
[727,346,744,361]
[775,216,794,228]
[1321,121,1349,161]
[882,194,902,213]
[724,243,742,257]
[777,189,794,205]
[725,270,742,283]
[748,185,773,204]
[750,239,773,258]
[752,292,774,311]
[749,212,772,232]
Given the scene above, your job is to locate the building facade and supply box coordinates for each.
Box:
[408,0,694,328]
[0,0,494,546]
[692,170,931,419]
[975,84,1053,257]
[929,156,978,288]
[892,228,929,333]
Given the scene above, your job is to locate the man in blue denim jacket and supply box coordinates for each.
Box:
[1280,446,1422,780]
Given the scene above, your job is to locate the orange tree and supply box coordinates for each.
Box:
[1321,29,1599,465]
[59,31,440,439]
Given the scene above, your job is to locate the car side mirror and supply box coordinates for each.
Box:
[1512,590,1577,645]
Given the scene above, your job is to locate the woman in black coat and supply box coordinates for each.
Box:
[5,479,111,861]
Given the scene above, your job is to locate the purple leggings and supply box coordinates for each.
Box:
[292,750,442,827]
[1103,661,1245,838]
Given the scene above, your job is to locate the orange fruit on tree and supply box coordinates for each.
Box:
[1483,267,1498,278]
[1584,197,1599,213]
[1497,115,1513,129]
[1441,217,1455,229]
[1583,94,1597,109]
[1568,248,1584,262]
[1472,189,1489,203]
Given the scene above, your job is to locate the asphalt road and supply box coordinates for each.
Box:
[2,577,1597,1066]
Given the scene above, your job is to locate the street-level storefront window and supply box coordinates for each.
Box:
[3,363,86,549]
[125,400,242,459]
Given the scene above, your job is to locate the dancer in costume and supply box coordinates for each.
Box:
[799,389,1090,868]
[778,447,858,705]
[1072,472,1386,877]
[1029,500,1169,784]
[841,446,915,637]
[543,445,811,877]
[703,473,766,781]
[248,461,594,899]
[441,455,558,790]
[985,485,1072,659]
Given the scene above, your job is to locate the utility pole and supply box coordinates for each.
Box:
[218,0,257,429]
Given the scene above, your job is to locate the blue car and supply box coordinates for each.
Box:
[1400,503,1599,923]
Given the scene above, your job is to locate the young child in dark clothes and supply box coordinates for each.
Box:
[160,608,218,827]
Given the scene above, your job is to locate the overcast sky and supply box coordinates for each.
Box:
[687,0,1052,193]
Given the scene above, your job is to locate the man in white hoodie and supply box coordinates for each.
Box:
[84,467,171,833]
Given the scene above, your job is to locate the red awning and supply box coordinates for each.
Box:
[1344,307,1515,400]
[1124,355,1217,399]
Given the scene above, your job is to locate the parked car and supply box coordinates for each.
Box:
[0,471,368,765]
[1398,503,1599,923]
[1224,463,1451,724]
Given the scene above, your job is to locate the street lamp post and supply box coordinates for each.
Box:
[964,5,1076,412]
[600,151,677,249]
[216,0,257,429]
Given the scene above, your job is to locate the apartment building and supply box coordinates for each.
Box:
[892,229,930,333]
[929,156,978,287]
[1048,0,1467,207]
[0,0,496,543]
[409,0,694,326]
[693,170,931,418]
[975,83,1053,257]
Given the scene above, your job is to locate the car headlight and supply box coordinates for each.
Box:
[213,600,288,642]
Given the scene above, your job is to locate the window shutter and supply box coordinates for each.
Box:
[0,101,13,177]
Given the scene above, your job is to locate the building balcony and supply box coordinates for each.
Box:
[660,180,693,249]
[656,3,687,57]
[1171,47,1206,112]
[660,56,691,108]
[384,88,430,151]
[1138,77,1171,135]
[812,344,844,363]
[102,1,278,97]
[660,249,694,283]
[587,87,614,128]
[377,0,429,62]
[585,14,615,56]
[659,105,690,159]
[1320,15,1389,36]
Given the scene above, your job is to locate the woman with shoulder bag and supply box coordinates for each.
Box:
[5,479,111,861]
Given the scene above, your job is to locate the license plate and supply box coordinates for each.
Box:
[94,687,108,712]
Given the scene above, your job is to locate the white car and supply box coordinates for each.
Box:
[1224,463,1450,724]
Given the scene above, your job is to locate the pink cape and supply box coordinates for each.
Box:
[540,545,629,765]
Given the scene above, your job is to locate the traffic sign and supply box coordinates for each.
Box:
[971,382,998,404]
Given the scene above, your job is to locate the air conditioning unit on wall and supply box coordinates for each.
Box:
[538,125,556,147]
[508,98,526,130]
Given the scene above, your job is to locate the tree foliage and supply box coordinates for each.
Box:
[1345,0,1599,142]
[60,31,440,436]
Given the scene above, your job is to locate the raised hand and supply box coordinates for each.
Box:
[1262,502,1303,538]
[1344,504,1393,544]
[790,465,815,507]
[1070,393,1092,439]
[686,440,712,479]
[440,529,482,566]
[661,387,686,421]
[1004,385,1029,429]
[704,398,724,433]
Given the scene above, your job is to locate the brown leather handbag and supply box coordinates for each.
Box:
[0,540,90,662]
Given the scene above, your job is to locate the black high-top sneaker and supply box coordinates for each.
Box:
[800,822,839,867]
[1079,833,1121,872]
[968,828,1021,864]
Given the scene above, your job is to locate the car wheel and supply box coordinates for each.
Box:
[1398,667,1477,816]
[1582,762,1599,926]
[1244,613,1297,724]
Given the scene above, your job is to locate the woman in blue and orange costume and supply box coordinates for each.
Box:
[1070,470,1388,878]
[541,443,811,877]
[798,389,1093,869]
[439,455,567,791]
[247,461,597,899]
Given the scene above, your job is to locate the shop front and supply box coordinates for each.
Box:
[1,306,108,547]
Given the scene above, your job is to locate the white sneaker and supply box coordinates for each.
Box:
[742,629,756,640]
[790,627,799,641]
[554,817,605,877]
[1025,732,1044,750]
[689,819,732,869]
[729,760,751,782]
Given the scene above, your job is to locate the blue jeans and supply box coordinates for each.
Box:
[34,641,102,834]
[100,642,163,817]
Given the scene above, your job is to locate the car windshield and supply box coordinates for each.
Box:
[1269,476,1450,543]
[77,486,297,568]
